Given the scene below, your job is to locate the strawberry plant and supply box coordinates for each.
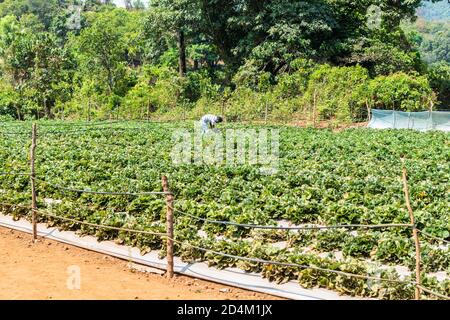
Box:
[0,121,449,299]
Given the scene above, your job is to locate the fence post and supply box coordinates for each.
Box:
[222,98,227,124]
[401,158,421,300]
[30,123,37,242]
[313,89,317,128]
[162,175,174,278]
[147,98,151,122]
[88,98,91,122]
[366,99,371,122]
[265,100,268,125]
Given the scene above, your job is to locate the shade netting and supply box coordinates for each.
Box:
[368,109,450,132]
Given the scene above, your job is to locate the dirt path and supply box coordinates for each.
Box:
[0,227,281,300]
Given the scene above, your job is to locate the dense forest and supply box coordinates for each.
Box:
[405,19,449,65]
[0,0,448,123]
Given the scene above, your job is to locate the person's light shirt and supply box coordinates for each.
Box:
[200,114,220,133]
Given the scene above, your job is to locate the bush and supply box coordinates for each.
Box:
[367,72,434,111]
[272,58,317,99]
[302,65,369,123]
[0,81,19,119]
[427,62,450,110]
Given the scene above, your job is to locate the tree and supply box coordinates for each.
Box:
[145,0,201,77]
[132,0,146,10]
[427,62,450,109]
[405,19,450,65]
[196,0,434,76]
[367,72,434,111]
[74,9,134,95]
[28,32,74,118]
[0,13,73,119]
[0,15,37,119]
[0,0,64,30]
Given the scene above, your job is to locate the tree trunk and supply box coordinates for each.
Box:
[14,103,21,121]
[177,29,187,77]
[44,98,53,119]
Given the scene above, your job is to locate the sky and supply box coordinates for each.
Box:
[113,0,126,7]
[113,0,149,8]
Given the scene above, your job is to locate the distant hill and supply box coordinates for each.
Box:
[417,1,450,21]
[403,18,450,64]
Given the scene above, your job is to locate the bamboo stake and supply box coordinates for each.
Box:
[222,98,227,124]
[147,98,150,122]
[30,123,37,242]
[162,176,174,278]
[221,99,224,118]
[88,98,91,122]
[313,89,317,128]
[401,158,421,300]
[265,100,268,125]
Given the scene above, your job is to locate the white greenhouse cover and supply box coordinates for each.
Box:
[368,109,450,132]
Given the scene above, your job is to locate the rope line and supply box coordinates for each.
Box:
[36,120,156,127]
[35,178,171,196]
[417,230,450,244]
[0,202,30,209]
[0,131,30,136]
[0,202,166,236]
[171,238,412,285]
[37,121,125,127]
[172,207,413,231]
[1,201,448,299]
[36,209,167,237]
[40,127,130,134]
[39,126,155,135]
[0,172,31,176]
[417,285,450,300]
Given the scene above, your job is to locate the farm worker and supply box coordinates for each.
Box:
[200,114,223,134]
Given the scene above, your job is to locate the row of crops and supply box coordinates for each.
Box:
[0,121,449,299]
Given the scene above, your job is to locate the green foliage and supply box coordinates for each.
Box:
[0,0,61,30]
[343,233,378,259]
[0,0,445,121]
[0,121,449,299]
[0,80,19,118]
[0,14,74,119]
[374,234,414,264]
[367,72,434,111]
[354,39,425,76]
[73,8,138,95]
[303,65,370,122]
[405,19,450,65]
[427,62,450,109]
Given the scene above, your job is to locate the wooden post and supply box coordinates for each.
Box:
[30,123,37,242]
[401,158,421,300]
[313,89,317,128]
[88,98,91,122]
[147,98,150,122]
[221,99,224,117]
[265,100,268,125]
[162,176,174,278]
[366,99,371,122]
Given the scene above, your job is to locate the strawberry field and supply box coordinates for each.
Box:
[0,121,449,299]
